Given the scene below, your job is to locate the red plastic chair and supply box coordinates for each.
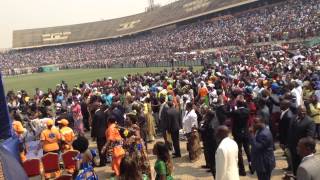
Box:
[41,153,61,179]
[22,159,41,177]
[61,150,79,174]
[54,174,73,180]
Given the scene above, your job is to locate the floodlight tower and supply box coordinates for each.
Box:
[148,0,155,10]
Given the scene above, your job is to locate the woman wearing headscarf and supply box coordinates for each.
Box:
[123,111,151,178]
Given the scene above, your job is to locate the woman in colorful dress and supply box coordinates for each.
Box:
[153,142,174,180]
[143,97,156,142]
[72,98,84,135]
[132,103,148,150]
[124,111,151,179]
[72,136,98,180]
[104,116,125,176]
[309,94,320,139]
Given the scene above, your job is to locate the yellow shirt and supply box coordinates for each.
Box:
[60,127,75,143]
[303,89,314,101]
[310,103,320,124]
[40,128,61,152]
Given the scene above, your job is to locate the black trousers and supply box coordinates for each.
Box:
[289,148,301,175]
[96,136,107,166]
[257,170,272,180]
[203,140,217,176]
[234,134,251,173]
[82,116,90,131]
[170,130,181,156]
[162,130,172,150]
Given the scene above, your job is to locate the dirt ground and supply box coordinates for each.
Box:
[91,135,320,180]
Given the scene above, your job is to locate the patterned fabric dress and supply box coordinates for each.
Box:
[186,130,202,162]
[106,123,125,176]
[123,124,151,179]
[72,103,84,135]
[75,151,98,180]
[127,142,151,179]
[144,102,156,141]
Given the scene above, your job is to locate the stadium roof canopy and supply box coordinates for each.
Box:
[12,0,257,49]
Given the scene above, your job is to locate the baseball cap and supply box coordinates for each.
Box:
[57,119,69,126]
[46,119,54,126]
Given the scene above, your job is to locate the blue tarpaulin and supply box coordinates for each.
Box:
[0,72,12,140]
[0,72,22,163]
[0,145,28,180]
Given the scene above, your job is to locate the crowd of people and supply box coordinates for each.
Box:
[2,0,320,179]
[1,0,319,72]
[7,38,320,179]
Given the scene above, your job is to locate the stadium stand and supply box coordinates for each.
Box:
[0,0,319,75]
[12,0,256,48]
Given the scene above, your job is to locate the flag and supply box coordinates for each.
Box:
[0,72,21,162]
[0,72,12,140]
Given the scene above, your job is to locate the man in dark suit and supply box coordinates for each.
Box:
[230,99,252,176]
[279,100,295,147]
[159,95,171,149]
[279,99,295,171]
[257,99,270,127]
[296,137,320,180]
[287,105,315,175]
[199,106,219,176]
[111,101,125,126]
[80,96,90,131]
[250,117,276,180]
[91,104,109,167]
[166,101,182,158]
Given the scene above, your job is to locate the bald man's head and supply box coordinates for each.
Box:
[298,105,307,119]
[216,125,230,142]
[280,99,291,110]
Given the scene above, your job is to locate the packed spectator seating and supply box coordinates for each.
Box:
[0,0,319,72]
[12,0,253,48]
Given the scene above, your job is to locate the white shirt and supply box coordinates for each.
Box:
[302,153,314,162]
[215,137,240,180]
[183,109,198,134]
[253,86,264,98]
[291,87,302,107]
[209,89,218,104]
[280,108,290,120]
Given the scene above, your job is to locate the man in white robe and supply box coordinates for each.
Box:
[215,125,240,180]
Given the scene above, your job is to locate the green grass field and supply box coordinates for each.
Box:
[3,67,201,94]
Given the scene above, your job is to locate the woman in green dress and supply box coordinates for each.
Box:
[153,142,174,180]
